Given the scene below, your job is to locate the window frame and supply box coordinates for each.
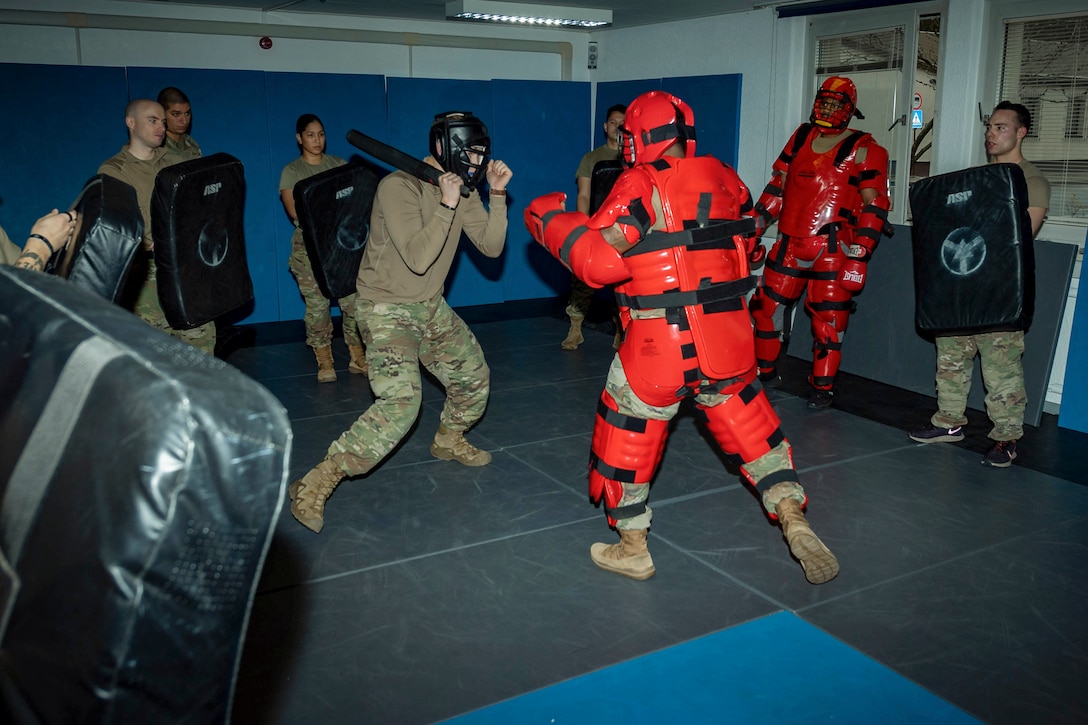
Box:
[806,3,942,225]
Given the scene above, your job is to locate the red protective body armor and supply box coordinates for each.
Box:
[588,156,758,402]
[751,125,890,390]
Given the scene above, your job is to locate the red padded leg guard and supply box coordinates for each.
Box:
[698,377,786,464]
[589,390,669,525]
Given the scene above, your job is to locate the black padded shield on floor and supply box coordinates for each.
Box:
[152,152,253,329]
[49,174,143,304]
[589,159,624,215]
[909,163,1035,335]
[293,162,379,299]
[0,268,290,725]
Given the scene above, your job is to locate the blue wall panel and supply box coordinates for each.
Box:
[262,71,387,325]
[595,75,743,168]
[0,64,129,239]
[1058,228,1088,433]
[492,79,589,302]
[1,64,743,321]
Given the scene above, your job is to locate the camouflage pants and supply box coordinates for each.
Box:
[134,258,216,355]
[288,235,361,349]
[326,292,490,477]
[933,330,1026,441]
[566,274,595,320]
[599,355,804,531]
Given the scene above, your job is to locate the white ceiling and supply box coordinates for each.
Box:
[128,0,777,31]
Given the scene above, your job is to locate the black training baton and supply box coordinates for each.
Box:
[347,130,470,198]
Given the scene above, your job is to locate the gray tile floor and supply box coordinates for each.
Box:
[227,313,1088,725]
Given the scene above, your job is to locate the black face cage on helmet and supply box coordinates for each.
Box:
[430,111,491,190]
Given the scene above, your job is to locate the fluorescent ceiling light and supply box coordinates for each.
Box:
[446,0,612,29]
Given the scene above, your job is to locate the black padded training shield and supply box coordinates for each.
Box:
[152,152,253,329]
[49,174,143,304]
[293,162,379,299]
[909,162,1035,335]
[0,266,290,725]
[590,159,625,215]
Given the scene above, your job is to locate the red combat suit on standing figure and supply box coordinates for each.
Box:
[525,91,839,585]
[749,76,893,409]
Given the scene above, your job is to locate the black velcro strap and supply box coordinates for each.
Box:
[811,375,835,387]
[665,306,690,329]
[558,225,587,266]
[766,259,833,281]
[766,428,785,450]
[681,343,697,359]
[833,131,866,167]
[590,453,637,483]
[615,276,755,311]
[683,367,701,384]
[813,340,843,352]
[762,183,783,198]
[651,159,670,171]
[739,381,760,404]
[540,209,563,226]
[696,193,712,228]
[859,169,880,181]
[856,228,881,243]
[607,502,648,520]
[756,468,799,490]
[618,198,653,236]
[625,219,756,257]
[596,399,647,433]
[756,328,781,340]
[810,299,854,312]
[786,124,814,161]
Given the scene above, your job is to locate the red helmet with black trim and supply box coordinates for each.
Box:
[810,76,863,133]
[619,90,697,167]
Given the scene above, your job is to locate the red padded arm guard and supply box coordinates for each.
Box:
[853,193,892,254]
[754,172,785,229]
[525,192,632,288]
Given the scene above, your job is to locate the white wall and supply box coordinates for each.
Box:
[0,0,587,81]
[592,8,781,187]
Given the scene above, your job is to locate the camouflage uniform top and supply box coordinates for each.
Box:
[164,134,201,161]
[0,225,21,266]
[575,143,621,181]
[356,164,507,305]
[98,145,176,250]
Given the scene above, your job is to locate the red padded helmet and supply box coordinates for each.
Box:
[619,91,697,167]
[810,76,862,133]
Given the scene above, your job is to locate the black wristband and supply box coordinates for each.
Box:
[440,202,458,211]
[27,233,56,255]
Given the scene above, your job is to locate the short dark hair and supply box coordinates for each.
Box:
[993,100,1031,132]
[157,87,190,108]
[295,113,323,135]
[605,103,627,119]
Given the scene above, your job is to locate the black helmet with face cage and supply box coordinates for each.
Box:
[430,111,491,190]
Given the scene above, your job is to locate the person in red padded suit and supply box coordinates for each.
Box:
[525,90,839,585]
[749,76,893,409]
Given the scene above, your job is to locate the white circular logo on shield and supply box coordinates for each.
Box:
[940,227,986,277]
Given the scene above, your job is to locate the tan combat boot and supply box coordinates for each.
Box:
[589,528,655,580]
[775,498,839,584]
[430,424,492,466]
[313,345,337,383]
[347,344,368,376]
[289,458,343,533]
[561,317,584,350]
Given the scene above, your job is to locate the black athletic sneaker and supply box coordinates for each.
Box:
[982,440,1017,467]
[807,389,833,409]
[909,424,965,443]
